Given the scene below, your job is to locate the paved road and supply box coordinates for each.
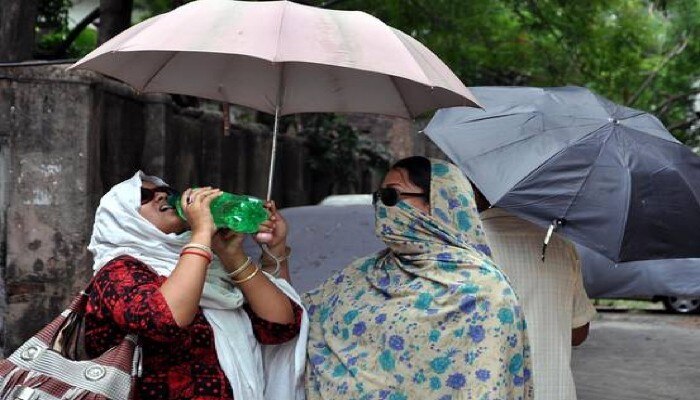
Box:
[572,310,700,400]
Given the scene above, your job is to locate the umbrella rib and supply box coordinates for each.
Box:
[467,118,607,164]
[617,111,647,121]
[389,75,413,118]
[616,138,700,259]
[458,112,534,124]
[273,1,289,64]
[615,145,632,261]
[674,163,700,207]
[463,114,542,160]
[393,29,440,87]
[140,51,179,91]
[591,93,645,121]
[559,127,617,220]
[499,123,611,209]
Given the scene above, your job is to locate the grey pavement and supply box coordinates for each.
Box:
[573,310,700,400]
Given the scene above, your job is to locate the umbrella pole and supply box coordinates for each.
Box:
[266,103,280,201]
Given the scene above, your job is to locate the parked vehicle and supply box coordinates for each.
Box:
[245,201,700,313]
[578,245,700,313]
[318,194,372,206]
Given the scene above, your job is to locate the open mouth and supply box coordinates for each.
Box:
[159,204,174,212]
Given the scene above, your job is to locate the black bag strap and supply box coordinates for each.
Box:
[49,274,100,359]
[51,270,140,360]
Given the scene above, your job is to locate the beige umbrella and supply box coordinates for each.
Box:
[70,0,479,198]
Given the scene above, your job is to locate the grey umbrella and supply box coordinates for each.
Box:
[424,86,700,263]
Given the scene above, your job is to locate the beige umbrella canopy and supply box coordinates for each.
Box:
[71,0,479,198]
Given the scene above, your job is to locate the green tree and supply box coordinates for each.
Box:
[331,0,700,145]
[299,114,390,195]
[31,0,98,59]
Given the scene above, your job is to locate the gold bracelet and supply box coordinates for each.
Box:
[231,264,260,284]
[227,256,252,278]
[183,243,213,258]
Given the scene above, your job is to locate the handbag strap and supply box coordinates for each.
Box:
[51,273,141,361]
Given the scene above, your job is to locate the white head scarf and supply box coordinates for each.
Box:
[88,171,308,400]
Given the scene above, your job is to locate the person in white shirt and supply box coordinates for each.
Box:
[475,187,596,400]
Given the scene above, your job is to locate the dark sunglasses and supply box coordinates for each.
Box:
[372,187,427,207]
[140,186,180,205]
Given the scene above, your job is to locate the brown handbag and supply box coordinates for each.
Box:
[0,279,142,400]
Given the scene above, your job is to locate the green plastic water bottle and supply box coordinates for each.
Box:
[169,191,269,234]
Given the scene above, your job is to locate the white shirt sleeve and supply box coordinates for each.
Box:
[571,247,597,328]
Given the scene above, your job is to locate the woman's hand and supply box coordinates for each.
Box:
[254,200,288,251]
[181,187,222,239]
[161,187,222,327]
[211,229,246,264]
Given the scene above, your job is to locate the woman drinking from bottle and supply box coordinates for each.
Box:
[84,171,307,400]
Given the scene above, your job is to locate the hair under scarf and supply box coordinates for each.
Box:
[304,159,533,400]
[88,171,308,400]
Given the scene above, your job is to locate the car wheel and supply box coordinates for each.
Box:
[662,296,700,314]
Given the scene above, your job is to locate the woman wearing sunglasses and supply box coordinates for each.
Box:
[304,156,533,400]
[84,171,307,400]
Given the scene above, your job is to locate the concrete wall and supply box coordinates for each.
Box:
[0,65,99,353]
[0,64,410,354]
[0,110,10,349]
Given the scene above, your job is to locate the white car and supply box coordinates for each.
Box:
[318,194,372,206]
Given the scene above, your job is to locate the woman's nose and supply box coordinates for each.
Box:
[155,192,168,202]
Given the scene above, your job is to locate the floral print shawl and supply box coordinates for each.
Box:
[304,160,533,400]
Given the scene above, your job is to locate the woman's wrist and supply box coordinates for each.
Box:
[266,242,288,258]
[222,250,249,273]
[259,244,290,278]
[190,231,212,247]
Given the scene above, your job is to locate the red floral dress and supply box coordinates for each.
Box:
[84,255,303,400]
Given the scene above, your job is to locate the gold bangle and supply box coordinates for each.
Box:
[231,264,260,284]
[183,243,213,258]
[228,256,252,278]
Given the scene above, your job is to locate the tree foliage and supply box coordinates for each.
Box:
[33,0,97,59]
[330,0,700,146]
[300,114,390,193]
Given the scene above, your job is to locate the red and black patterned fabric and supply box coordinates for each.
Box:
[85,255,303,400]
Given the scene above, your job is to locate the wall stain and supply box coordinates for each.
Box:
[32,259,44,273]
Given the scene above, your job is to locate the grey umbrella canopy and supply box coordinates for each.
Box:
[425,86,700,263]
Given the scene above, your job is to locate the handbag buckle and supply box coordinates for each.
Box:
[19,346,40,361]
[84,365,107,381]
[13,387,36,400]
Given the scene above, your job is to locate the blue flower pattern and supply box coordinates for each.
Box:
[304,160,533,399]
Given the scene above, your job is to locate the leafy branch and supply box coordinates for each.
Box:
[627,37,689,107]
